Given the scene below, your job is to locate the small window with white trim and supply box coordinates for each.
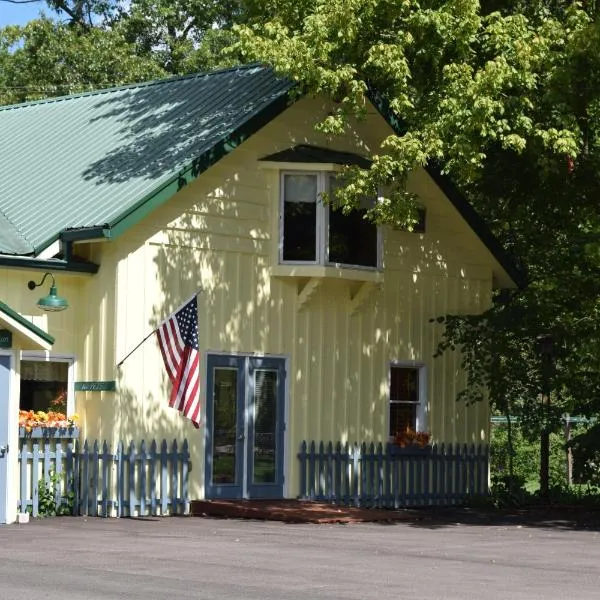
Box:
[281,171,380,269]
[389,365,425,436]
[19,354,74,416]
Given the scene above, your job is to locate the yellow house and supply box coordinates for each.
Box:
[0,65,521,522]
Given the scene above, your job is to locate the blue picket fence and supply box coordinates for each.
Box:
[298,441,489,508]
[18,433,189,518]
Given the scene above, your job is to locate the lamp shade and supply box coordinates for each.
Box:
[36,284,69,312]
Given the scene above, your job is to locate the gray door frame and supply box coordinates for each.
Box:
[0,352,14,524]
[204,354,287,499]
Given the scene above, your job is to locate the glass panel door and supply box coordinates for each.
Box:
[252,369,277,483]
[205,356,245,499]
[247,358,285,498]
[211,368,239,486]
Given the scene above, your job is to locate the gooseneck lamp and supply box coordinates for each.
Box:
[27,272,69,312]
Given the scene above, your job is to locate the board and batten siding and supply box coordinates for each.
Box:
[84,96,496,500]
[0,96,496,501]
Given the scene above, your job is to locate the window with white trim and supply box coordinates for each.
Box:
[19,354,74,416]
[389,365,425,435]
[280,171,380,269]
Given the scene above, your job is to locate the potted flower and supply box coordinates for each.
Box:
[19,389,80,438]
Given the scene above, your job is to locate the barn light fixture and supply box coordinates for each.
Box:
[27,272,69,312]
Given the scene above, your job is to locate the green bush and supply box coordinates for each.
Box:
[491,424,572,491]
[37,471,75,517]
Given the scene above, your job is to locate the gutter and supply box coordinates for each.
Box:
[0,255,99,274]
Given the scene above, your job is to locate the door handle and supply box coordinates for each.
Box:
[0,444,8,457]
[237,434,245,441]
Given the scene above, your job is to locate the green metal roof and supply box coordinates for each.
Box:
[0,64,293,255]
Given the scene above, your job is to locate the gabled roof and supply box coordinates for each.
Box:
[0,65,523,287]
[0,64,293,255]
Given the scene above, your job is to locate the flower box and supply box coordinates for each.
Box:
[19,426,80,439]
[387,442,432,455]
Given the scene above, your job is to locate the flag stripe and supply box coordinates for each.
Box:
[158,324,178,381]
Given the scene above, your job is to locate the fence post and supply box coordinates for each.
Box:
[298,441,307,499]
[334,442,342,504]
[101,441,110,517]
[140,440,147,517]
[91,440,99,517]
[170,440,178,515]
[352,444,360,507]
[73,440,81,516]
[128,440,136,517]
[342,442,350,506]
[308,441,316,500]
[181,439,189,515]
[160,439,168,515]
[19,441,28,515]
[150,440,158,515]
[117,441,124,517]
[327,442,333,502]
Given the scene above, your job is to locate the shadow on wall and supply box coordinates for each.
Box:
[140,167,481,445]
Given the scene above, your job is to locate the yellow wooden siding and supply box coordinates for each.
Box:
[80,96,495,499]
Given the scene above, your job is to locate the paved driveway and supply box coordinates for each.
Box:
[1,515,599,599]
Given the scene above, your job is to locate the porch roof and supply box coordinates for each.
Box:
[0,301,54,351]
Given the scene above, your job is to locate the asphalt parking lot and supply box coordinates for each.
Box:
[1,514,599,599]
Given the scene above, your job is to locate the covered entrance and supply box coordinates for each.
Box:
[0,300,54,524]
[205,355,287,499]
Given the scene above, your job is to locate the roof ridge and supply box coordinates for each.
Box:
[0,62,267,113]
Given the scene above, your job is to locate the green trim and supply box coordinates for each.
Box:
[0,300,55,345]
[109,91,293,239]
[74,380,116,392]
[0,255,99,273]
[367,88,526,289]
[0,329,12,348]
[60,227,111,242]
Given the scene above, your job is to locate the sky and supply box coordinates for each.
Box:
[0,1,49,28]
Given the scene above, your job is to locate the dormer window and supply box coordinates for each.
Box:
[280,171,380,269]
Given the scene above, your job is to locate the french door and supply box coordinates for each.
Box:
[205,355,286,499]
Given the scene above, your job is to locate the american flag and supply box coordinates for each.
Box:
[156,296,201,427]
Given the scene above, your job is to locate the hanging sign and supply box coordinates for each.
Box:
[74,381,116,392]
[0,329,12,349]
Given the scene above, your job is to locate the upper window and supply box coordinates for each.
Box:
[389,365,424,436]
[281,172,379,269]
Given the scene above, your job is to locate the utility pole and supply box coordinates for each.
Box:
[537,334,554,502]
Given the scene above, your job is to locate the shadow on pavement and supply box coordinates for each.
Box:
[397,505,600,531]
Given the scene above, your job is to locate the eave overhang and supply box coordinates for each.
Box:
[0,255,99,274]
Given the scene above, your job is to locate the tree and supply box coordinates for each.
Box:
[0,18,164,104]
[234,1,600,491]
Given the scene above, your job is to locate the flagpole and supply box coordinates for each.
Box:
[115,287,203,368]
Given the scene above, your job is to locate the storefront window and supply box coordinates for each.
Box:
[20,360,69,413]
